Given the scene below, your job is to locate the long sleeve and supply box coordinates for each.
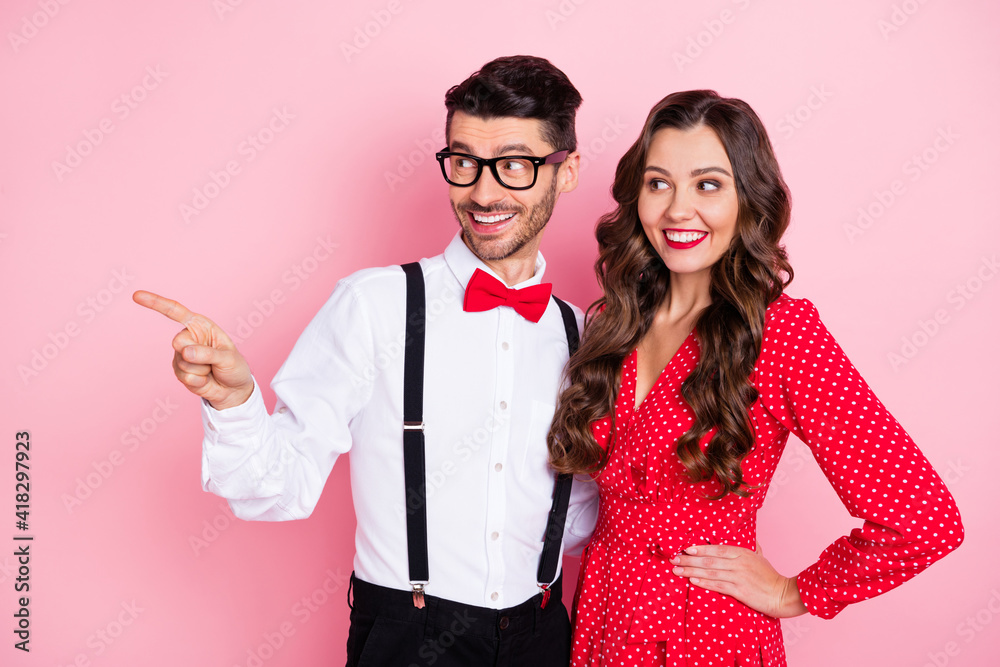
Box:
[200,278,375,521]
[756,297,964,619]
[562,473,599,556]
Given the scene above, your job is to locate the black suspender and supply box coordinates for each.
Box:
[536,296,578,609]
[400,262,429,607]
[399,262,579,609]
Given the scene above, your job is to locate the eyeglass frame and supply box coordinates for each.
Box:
[434,148,570,190]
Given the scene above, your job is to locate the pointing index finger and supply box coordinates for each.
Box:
[133,290,196,325]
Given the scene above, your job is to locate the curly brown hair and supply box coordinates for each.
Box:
[547,90,793,498]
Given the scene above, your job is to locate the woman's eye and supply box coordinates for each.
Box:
[699,180,721,191]
[649,179,669,190]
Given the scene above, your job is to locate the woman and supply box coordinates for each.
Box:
[547,90,964,666]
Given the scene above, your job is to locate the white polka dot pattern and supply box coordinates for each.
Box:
[570,295,964,666]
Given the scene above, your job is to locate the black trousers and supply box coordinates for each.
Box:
[345,573,570,667]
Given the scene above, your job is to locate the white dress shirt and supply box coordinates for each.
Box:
[200,231,599,609]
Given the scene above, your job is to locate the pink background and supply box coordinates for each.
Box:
[3,0,998,665]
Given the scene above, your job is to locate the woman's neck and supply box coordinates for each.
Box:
[662,270,712,323]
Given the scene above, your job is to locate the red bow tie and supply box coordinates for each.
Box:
[463,268,552,323]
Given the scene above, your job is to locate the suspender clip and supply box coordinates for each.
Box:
[403,421,425,431]
[538,583,551,610]
[411,582,427,609]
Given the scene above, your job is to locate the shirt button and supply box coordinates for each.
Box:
[501,341,510,351]
[491,592,499,602]
[491,531,499,541]
[494,463,503,472]
[277,407,288,414]
[499,401,508,410]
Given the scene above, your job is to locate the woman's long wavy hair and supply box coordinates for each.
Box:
[548,90,793,498]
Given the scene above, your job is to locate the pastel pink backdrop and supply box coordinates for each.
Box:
[2,0,998,665]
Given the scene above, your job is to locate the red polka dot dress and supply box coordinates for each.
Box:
[570,295,964,666]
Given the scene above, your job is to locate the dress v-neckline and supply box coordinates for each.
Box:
[631,328,697,412]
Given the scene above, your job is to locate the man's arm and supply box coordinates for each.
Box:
[561,475,599,557]
[135,280,376,520]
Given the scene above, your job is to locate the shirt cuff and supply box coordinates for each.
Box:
[201,377,266,441]
[796,562,848,619]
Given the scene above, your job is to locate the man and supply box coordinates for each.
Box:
[134,55,597,665]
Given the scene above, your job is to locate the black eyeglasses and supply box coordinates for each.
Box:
[435,148,569,190]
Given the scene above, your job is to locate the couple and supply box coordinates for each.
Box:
[135,56,963,666]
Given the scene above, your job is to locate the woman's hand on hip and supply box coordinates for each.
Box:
[670,544,808,618]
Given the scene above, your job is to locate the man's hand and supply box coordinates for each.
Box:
[133,290,254,411]
[670,544,808,619]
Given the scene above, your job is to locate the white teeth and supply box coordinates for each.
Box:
[472,212,515,224]
[665,230,707,243]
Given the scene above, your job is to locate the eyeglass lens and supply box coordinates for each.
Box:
[443,155,536,188]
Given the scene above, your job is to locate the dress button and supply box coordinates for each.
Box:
[491,592,499,602]
[491,531,499,541]
[499,401,508,410]
[499,616,510,630]
[494,463,503,472]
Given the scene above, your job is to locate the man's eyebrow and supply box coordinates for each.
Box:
[448,141,536,156]
[643,165,733,178]
[496,142,535,156]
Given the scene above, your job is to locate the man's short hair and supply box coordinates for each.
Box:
[444,55,582,153]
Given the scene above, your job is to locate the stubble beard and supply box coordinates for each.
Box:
[452,172,559,262]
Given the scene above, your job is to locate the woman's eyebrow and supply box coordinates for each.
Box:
[643,165,733,178]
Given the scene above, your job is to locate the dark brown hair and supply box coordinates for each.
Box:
[444,55,582,153]
[547,90,793,498]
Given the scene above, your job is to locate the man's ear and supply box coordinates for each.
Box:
[557,151,581,194]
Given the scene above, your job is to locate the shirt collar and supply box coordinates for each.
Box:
[443,231,547,290]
